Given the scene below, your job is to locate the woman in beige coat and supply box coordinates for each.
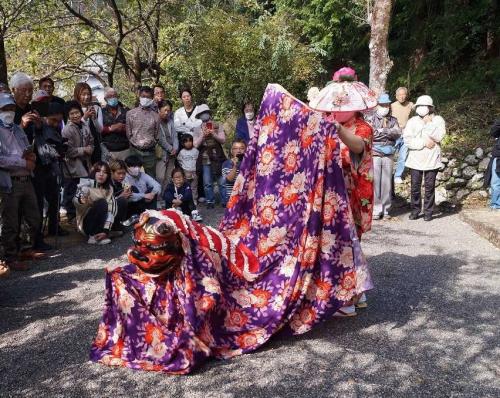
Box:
[62,100,94,221]
[403,95,446,221]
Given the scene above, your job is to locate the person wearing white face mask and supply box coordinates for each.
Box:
[235,101,256,144]
[123,155,161,223]
[366,93,401,220]
[403,95,446,221]
[0,93,43,273]
[126,86,160,178]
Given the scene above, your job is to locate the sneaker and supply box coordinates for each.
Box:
[191,210,203,222]
[423,214,432,222]
[88,235,111,245]
[198,197,206,203]
[355,293,368,309]
[394,177,404,184]
[333,305,357,317]
[374,213,383,220]
[0,261,10,278]
[121,215,140,227]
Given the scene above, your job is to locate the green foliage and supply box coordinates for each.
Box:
[159,7,324,117]
[274,0,369,81]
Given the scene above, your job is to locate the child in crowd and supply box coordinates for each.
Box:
[109,159,132,212]
[177,134,200,203]
[74,161,127,245]
[124,155,161,220]
[221,139,247,204]
[163,168,202,221]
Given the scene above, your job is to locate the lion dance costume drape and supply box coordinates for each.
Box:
[90,84,373,374]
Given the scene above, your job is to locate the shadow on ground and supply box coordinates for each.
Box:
[1,242,498,397]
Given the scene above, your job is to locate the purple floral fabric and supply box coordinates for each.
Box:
[90,84,372,374]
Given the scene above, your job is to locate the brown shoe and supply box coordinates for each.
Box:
[18,249,47,261]
[8,260,30,271]
[0,261,10,278]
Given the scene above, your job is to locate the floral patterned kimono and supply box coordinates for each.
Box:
[90,84,373,374]
[339,117,374,238]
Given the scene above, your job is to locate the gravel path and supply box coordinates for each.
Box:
[1,206,499,397]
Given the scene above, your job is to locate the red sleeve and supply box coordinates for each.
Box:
[355,119,373,143]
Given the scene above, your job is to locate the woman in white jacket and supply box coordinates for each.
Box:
[403,95,446,221]
[173,88,202,137]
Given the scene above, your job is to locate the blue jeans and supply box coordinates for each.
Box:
[394,137,408,179]
[202,164,226,205]
[491,158,500,209]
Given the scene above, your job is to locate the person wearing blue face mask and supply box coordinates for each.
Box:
[101,87,130,161]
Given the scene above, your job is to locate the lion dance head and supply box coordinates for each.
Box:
[127,212,184,275]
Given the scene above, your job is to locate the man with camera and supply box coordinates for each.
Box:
[0,94,42,273]
[32,101,69,238]
[221,139,247,205]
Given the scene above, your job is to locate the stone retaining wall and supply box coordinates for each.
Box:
[396,147,493,205]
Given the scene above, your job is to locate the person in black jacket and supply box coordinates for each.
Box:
[485,118,500,209]
[101,87,129,161]
[163,168,200,220]
[33,102,69,238]
[365,93,401,219]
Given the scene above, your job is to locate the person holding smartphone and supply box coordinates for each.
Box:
[61,101,94,221]
[192,104,226,208]
[74,162,127,245]
[73,82,103,164]
[221,139,247,205]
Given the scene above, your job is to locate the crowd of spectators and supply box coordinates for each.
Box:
[0,71,497,280]
[0,72,255,277]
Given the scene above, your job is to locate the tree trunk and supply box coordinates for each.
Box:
[486,0,499,58]
[369,0,394,95]
[0,35,8,85]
